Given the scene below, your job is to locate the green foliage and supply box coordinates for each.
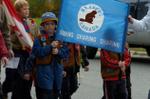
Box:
[34,18,41,26]
[11,0,61,17]
[29,0,61,17]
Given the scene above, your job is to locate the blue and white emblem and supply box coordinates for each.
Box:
[78,4,104,33]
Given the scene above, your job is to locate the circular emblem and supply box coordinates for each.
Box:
[78,4,104,33]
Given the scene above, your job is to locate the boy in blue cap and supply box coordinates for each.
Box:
[24,12,69,99]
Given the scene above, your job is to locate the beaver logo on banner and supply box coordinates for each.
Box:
[56,0,129,53]
[78,4,104,33]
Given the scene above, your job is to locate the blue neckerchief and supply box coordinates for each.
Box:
[48,33,55,41]
[41,36,46,43]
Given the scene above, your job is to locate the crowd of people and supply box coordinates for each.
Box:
[0,0,150,99]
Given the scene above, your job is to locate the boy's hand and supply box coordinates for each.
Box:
[51,41,59,48]
[52,48,59,55]
[118,61,125,67]
[1,57,9,67]
[118,61,126,74]
[120,65,126,75]
[63,71,67,77]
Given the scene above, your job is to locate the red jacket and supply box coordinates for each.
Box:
[0,31,8,58]
[100,48,131,80]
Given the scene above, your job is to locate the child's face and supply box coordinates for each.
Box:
[18,5,29,18]
[43,20,56,36]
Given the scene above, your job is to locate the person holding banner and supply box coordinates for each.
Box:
[2,0,39,99]
[23,11,69,99]
[100,45,131,99]
[128,6,150,32]
[61,44,89,99]
[101,43,132,99]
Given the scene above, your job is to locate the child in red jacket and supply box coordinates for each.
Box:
[100,44,131,99]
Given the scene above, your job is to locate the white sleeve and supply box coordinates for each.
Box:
[128,9,150,32]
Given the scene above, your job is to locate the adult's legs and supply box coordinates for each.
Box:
[69,74,78,96]
[2,68,17,98]
[11,74,32,99]
[61,76,71,99]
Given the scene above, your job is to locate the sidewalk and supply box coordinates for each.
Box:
[95,50,148,58]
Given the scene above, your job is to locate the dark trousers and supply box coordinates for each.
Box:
[61,74,78,99]
[36,87,53,99]
[11,74,32,99]
[102,66,131,99]
[104,80,128,99]
[36,87,60,99]
[2,68,18,97]
[126,76,131,99]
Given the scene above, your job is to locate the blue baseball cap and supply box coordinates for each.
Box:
[41,12,58,25]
